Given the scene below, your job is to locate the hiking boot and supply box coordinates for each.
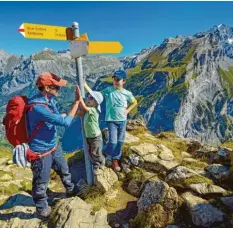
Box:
[112,159,121,172]
[36,206,51,219]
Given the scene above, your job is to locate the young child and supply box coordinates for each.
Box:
[84,70,137,172]
[76,86,105,172]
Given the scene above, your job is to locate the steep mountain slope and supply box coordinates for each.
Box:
[96,24,233,145]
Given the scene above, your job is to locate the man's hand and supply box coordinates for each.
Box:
[75,86,80,102]
[61,113,67,118]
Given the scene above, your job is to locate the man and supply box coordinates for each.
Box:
[26,72,80,218]
[84,69,137,172]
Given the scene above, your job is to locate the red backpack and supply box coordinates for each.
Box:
[3,96,48,147]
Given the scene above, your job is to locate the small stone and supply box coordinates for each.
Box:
[129,153,140,166]
[0,158,8,166]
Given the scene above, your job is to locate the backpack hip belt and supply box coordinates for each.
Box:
[27,146,57,162]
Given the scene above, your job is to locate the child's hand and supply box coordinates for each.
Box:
[124,109,129,115]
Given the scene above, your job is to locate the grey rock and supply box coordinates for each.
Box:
[94,167,118,192]
[50,196,110,228]
[181,192,226,227]
[189,183,226,195]
[137,180,178,212]
[206,164,230,180]
[181,151,193,158]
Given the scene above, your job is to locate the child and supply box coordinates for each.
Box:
[84,70,137,172]
[76,86,105,172]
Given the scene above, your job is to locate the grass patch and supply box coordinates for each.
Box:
[192,73,198,79]
[130,204,174,228]
[0,183,20,195]
[218,66,233,98]
[20,179,32,192]
[184,175,213,186]
[181,159,208,171]
[0,146,12,160]
[65,150,84,166]
[84,181,137,213]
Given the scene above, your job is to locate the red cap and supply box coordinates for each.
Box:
[36,72,67,87]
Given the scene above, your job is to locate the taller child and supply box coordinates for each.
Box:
[84,70,137,172]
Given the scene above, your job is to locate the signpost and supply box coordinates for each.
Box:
[18,21,123,186]
[72,22,93,185]
[18,23,123,54]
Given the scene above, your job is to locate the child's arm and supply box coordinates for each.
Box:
[77,85,90,112]
[125,99,138,115]
[84,82,93,94]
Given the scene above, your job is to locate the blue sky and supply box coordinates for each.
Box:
[0,1,232,57]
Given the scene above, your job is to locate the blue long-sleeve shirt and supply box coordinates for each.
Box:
[26,93,73,152]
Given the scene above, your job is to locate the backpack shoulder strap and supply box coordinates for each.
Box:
[25,103,53,143]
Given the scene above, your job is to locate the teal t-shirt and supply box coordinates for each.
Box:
[101,86,135,122]
[84,107,101,138]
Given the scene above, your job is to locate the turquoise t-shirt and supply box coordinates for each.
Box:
[101,86,136,122]
[84,107,101,138]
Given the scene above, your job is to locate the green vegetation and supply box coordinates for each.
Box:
[181,159,208,171]
[131,204,174,228]
[65,150,84,166]
[184,175,213,186]
[218,66,233,98]
[84,181,136,213]
[0,183,20,195]
[192,73,198,79]
[100,76,113,84]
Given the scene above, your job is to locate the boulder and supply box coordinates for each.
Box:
[181,192,225,227]
[136,181,179,227]
[206,164,230,180]
[165,166,198,188]
[94,167,118,192]
[189,183,226,195]
[129,143,180,172]
[137,181,178,212]
[0,192,42,228]
[50,197,110,227]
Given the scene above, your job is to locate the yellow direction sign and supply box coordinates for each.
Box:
[88,41,123,54]
[18,23,72,40]
[18,23,123,54]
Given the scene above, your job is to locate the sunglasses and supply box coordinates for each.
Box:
[87,95,94,100]
[49,85,60,91]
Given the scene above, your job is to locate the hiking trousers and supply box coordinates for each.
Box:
[31,145,74,211]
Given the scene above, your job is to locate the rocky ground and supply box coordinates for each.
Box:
[1,120,233,227]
